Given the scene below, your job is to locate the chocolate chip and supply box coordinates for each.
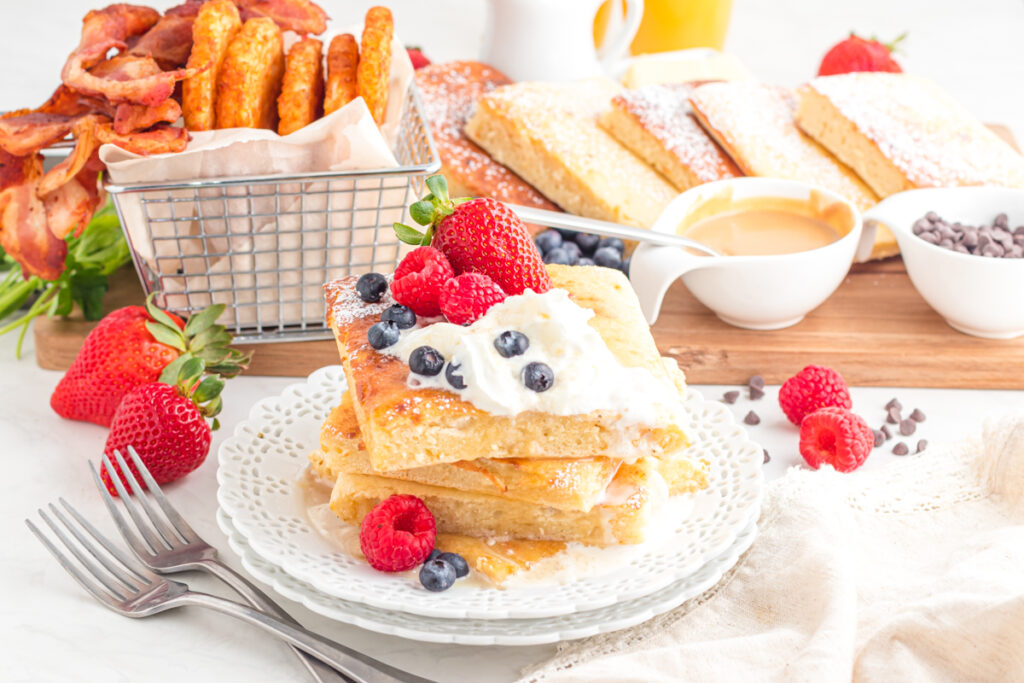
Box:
[892,442,909,455]
[886,406,901,424]
[873,429,885,447]
[899,419,917,436]
[722,390,739,404]
[763,449,771,464]
[916,439,928,453]
[885,398,902,411]
[881,424,893,440]
[748,374,765,389]
[910,408,926,423]
[749,385,765,400]
[743,410,760,425]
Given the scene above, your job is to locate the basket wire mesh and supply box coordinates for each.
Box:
[106,87,439,343]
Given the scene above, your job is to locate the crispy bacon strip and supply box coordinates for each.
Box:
[128,3,201,70]
[113,98,182,135]
[0,152,67,280]
[0,113,77,157]
[36,84,114,118]
[96,122,190,155]
[38,115,105,197]
[43,163,106,241]
[235,0,327,35]
[61,4,201,106]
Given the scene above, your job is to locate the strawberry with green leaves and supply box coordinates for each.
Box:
[394,176,551,295]
[50,295,249,427]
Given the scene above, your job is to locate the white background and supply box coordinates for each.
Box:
[2,1,1024,681]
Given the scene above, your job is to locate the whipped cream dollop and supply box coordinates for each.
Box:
[382,289,682,424]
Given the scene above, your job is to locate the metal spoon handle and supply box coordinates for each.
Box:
[507,204,720,257]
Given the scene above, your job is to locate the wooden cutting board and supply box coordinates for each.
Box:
[32,126,1024,388]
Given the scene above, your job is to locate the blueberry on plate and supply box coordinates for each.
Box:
[409,346,445,376]
[446,362,467,389]
[494,330,529,358]
[438,552,469,579]
[355,272,388,303]
[598,236,625,254]
[560,241,582,263]
[367,320,400,350]
[593,246,622,269]
[427,548,442,562]
[522,362,555,392]
[534,229,562,255]
[574,232,600,255]
[619,256,631,277]
[419,558,456,592]
[381,304,416,329]
[577,257,595,266]
[555,228,579,241]
[543,247,574,265]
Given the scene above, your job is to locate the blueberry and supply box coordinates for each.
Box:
[355,272,388,303]
[593,246,622,269]
[555,228,579,241]
[419,558,456,592]
[543,247,573,265]
[534,229,562,255]
[381,304,416,329]
[427,548,441,562]
[522,362,554,392]
[494,330,529,358]
[619,256,631,277]
[597,236,625,254]
[367,320,400,349]
[438,552,469,578]
[574,232,600,255]
[560,241,582,264]
[446,362,467,389]
[577,257,595,266]
[409,346,444,376]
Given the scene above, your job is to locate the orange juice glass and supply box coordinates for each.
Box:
[595,0,733,54]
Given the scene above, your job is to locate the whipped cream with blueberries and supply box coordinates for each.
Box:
[373,288,683,426]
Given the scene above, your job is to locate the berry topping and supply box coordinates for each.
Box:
[598,236,625,253]
[359,495,437,572]
[534,229,562,254]
[437,551,469,578]
[619,256,631,276]
[574,232,600,255]
[778,365,853,426]
[427,548,441,562]
[561,241,583,263]
[523,362,554,392]
[494,330,529,358]
[818,33,904,77]
[409,346,445,376]
[381,304,417,329]
[799,407,874,473]
[543,247,575,265]
[419,558,456,592]
[578,257,596,266]
[394,175,552,295]
[367,320,400,350]
[438,272,507,326]
[391,246,455,317]
[446,362,467,390]
[593,246,622,269]
[355,272,388,303]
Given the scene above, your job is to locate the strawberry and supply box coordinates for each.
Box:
[406,47,431,69]
[101,354,227,495]
[393,175,551,295]
[439,272,507,325]
[50,296,250,427]
[817,33,905,76]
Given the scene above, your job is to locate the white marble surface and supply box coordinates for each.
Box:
[2,0,1024,681]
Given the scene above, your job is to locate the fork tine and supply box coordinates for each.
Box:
[89,461,156,562]
[100,451,170,554]
[111,448,184,547]
[59,499,152,587]
[125,445,200,544]
[34,508,129,602]
[26,518,122,610]
[48,502,145,594]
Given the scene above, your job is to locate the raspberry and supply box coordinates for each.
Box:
[391,247,454,317]
[359,495,437,572]
[438,272,506,325]
[799,407,874,472]
[778,365,852,426]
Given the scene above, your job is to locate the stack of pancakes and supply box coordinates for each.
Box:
[309,265,707,584]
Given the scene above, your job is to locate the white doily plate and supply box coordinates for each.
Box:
[217,508,758,645]
[217,366,764,620]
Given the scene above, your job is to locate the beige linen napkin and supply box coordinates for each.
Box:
[523,415,1024,682]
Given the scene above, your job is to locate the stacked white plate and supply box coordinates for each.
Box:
[217,366,764,645]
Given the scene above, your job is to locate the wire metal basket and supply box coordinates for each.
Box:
[106,87,440,343]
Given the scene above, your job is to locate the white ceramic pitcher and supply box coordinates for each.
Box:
[482,0,644,82]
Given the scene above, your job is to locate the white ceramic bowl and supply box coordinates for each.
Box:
[862,187,1024,339]
[631,177,868,329]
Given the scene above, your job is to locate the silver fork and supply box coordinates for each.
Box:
[91,447,421,683]
[26,498,431,683]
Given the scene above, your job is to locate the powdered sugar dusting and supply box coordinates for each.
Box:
[323,275,393,327]
[806,73,1024,190]
[613,84,741,185]
[689,81,878,211]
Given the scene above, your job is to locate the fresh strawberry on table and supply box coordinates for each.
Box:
[818,33,905,76]
[406,46,431,69]
[394,175,552,295]
[50,296,250,427]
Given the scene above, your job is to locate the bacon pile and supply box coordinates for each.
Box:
[0,0,327,280]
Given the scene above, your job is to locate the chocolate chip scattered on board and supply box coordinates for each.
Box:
[885,398,901,411]
[749,385,765,400]
[748,375,765,389]
[910,408,926,422]
[886,406,901,424]
[916,439,928,453]
[763,449,771,464]
[899,419,916,436]
[722,390,739,404]
[892,442,909,455]
[873,430,885,447]
[881,425,892,440]
[744,410,760,425]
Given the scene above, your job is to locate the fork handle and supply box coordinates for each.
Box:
[200,560,354,683]
[178,591,432,683]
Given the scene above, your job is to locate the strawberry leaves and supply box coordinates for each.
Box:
[394,175,471,246]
